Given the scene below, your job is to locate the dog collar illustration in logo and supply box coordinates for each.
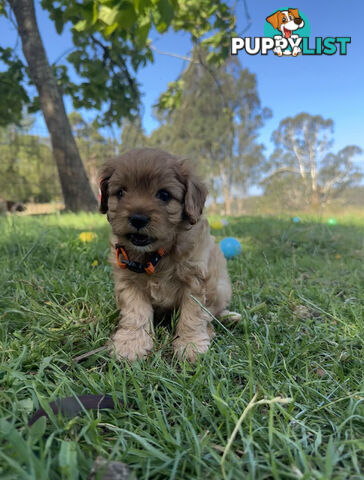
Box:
[264,8,310,56]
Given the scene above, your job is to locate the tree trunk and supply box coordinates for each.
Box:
[220,167,233,216]
[9,0,98,212]
[236,196,244,215]
[309,148,320,208]
[223,189,232,216]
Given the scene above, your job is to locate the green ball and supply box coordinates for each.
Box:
[327,218,337,226]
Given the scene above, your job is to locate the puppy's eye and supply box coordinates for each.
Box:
[289,15,293,20]
[115,189,124,199]
[282,17,287,23]
[156,190,171,202]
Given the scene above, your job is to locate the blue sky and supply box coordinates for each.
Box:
[1,0,363,169]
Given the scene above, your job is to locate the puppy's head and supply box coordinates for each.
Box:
[99,148,207,253]
[266,8,304,37]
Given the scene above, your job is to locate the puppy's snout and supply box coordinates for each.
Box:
[129,213,150,230]
[294,17,302,25]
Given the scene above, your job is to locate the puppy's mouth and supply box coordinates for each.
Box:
[126,233,155,247]
[283,26,292,38]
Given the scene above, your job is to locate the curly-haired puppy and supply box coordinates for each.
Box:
[99,148,240,362]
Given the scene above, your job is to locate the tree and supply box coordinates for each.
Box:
[69,112,118,196]
[150,49,271,214]
[1,0,237,211]
[319,146,363,204]
[0,47,30,127]
[0,121,61,202]
[8,0,98,211]
[120,117,147,152]
[264,114,363,208]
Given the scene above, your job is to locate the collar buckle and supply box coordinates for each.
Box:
[115,244,165,274]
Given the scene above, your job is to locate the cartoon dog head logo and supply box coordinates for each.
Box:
[266,8,305,56]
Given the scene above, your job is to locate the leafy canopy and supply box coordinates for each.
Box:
[0,0,237,126]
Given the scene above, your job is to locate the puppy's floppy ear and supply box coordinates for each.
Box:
[183,168,208,225]
[288,8,299,18]
[98,163,115,214]
[266,11,281,30]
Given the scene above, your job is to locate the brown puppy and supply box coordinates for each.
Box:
[99,148,240,362]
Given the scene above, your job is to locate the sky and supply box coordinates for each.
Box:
[0,0,363,170]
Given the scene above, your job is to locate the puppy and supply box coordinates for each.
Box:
[99,148,240,362]
[266,8,305,56]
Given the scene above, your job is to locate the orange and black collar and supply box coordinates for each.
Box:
[115,244,166,274]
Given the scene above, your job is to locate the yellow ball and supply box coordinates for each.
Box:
[79,231,98,243]
[210,219,224,229]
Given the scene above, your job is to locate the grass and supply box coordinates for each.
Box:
[0,212,363,480]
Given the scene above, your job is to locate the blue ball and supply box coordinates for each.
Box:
[219,237,241,259]
[292,216,301,223]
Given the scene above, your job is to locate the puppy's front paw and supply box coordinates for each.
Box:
[111,327,153,362]
[173,337,210,362]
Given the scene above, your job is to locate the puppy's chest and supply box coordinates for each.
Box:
[148,277,183,309]
[146,262,206,308]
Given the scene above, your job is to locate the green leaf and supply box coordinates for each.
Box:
[98,6,119,26]
[103,22,118,37]
[157,0,174,27]
[29,416,47,443]
[115,5,137,30]
[18,398,34,413]
[133,0,151,14]
[135,18,151,47]
[92,0,98,24]
[59,441,78,480]
[73,19,87,32]
[0,419,33,465]
[53,9,64,34]
[0,418,12,437]
[122,430,171,462]
[0,1,8,18]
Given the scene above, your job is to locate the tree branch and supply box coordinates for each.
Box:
[321,172,350,195]
[263,167,302,181]
[292,144,306,179]
[89,34,137,96]
[52,46,76,66]
[237,0,253,35]
[149,44,198,63]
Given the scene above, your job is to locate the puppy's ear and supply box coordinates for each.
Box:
[266,11,281,29]
[184,172,208,225]
[288,8,299,18]
[98,163,115,214]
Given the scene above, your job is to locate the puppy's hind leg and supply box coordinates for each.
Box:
[212,255,242,323]
[218,310,242,322]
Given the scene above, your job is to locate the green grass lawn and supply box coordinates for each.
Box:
[0,212,363,480]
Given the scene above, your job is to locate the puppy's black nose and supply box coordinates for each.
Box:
[294,17,302,25]
[129,213,150,229]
